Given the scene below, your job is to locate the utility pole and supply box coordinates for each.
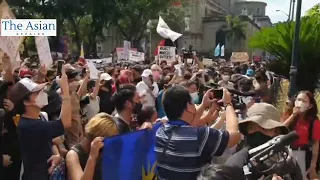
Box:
[288,0,293,21]
[291,0,296,21]
[289,0,302,97]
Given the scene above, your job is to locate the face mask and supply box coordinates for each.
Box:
[190,92,199,104]
[295,100,309,112]
[35,90,48,108]
[222,75,230,81]
[133,103,143,114]
[246,132,273,148]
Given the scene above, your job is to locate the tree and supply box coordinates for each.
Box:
[110,0,177,49]
[306,3,320,17]
[249,16,320,91]
[225,15,247,51]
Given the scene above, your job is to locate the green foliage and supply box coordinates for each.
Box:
[249,16,320,91]
[306,3,320,17]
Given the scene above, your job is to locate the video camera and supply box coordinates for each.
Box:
[245,131,299,179]
[182,45,194,59]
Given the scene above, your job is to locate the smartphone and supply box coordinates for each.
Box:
[212,89,223,99]
[57,60,65,77]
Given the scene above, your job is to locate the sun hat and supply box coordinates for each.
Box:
[239,103,288,135]
[9,78,47,105]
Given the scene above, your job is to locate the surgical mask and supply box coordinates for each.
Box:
[35,90,48,108]
[190,92,200,104]
[222,75,230,81]
[295,100,309,112]
[246,132,273,148]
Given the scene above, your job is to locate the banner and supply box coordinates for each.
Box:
[116,47,137,60]
[129,50,145,62]
[158,46,175,64]
[35,36,53,67]
[202,58,213,66]
[0,0,24,65]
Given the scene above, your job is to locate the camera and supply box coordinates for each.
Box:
[182,45,194,59]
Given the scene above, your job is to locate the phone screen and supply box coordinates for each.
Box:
[212,89,223,99]
[57,60,65,77]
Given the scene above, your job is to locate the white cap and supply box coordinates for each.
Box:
[100,73,112,81]
[141,69,152,77]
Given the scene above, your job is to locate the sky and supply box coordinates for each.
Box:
[258,0,319,23]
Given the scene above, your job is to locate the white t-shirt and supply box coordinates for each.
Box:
[136,81,159,108]
[84,96,100,121]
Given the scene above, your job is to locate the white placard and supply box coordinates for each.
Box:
[129,50,145,62]
[202,58,213,66]
[86,61,100,79]
[174,64,182,76]
[123,40,131,60]
[35,36,53,67]
[158,46,175,64]
[0,0,24,66]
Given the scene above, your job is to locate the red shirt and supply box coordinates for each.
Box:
[293,118,320,147]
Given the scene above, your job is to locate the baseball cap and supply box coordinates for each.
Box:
[19,69,33,78]
[141,69,153,77]
[9,78,47,105]
[100,73,113,81]
[238,103,288,135]
[246,69,254,76]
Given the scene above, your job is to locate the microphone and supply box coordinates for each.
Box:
[249,131,299,161]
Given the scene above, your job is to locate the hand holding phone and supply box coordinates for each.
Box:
[57,60,65,77]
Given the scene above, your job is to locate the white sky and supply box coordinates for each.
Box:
[257,0,319,23]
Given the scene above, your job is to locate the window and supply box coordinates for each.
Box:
[257,8,260,15]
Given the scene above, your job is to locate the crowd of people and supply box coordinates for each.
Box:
[0,52,319,180]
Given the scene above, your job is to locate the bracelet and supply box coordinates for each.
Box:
[224,103,233,107]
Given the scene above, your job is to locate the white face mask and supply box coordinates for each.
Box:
[35,90,48,108]
[190,92,199,104]
[222,75,230,81]
[295,100,309,112]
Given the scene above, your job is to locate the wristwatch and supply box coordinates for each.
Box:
[224,102,233,107]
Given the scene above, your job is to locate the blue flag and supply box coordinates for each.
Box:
[214,44,220,57]
[102,124,161,180]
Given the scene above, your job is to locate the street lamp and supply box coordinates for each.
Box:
[276,10,290,21]
[289,0,302,97]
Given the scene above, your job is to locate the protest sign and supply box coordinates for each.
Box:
[116,47,137,60]
[0,0,24,66]
[158,46,175,65]
[35,36,53,67]
[123,40,131,60]
[86,61,101,79]
[129,50,144,62]
[202,58,213,66]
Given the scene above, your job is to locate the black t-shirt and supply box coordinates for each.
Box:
[98,90,114,114]
[132,77,142,85]
[18,116,64,180]
[225,147,303,180]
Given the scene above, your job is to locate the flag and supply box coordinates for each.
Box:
[78,42,86,65]
[102,124,161,180]
[220,45,225,57]
[214,44,220,57]
[156,16,182,42]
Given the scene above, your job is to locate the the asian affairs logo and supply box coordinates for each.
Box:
[1,19,56,36]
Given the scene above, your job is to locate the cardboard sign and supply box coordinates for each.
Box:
[0,0,24,66]
[35,36,53,67]
[129,50,144,62]
[158,46,175,64]
[202,58,213,66]
[230,52,249,62]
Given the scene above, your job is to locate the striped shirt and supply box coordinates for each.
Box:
[155,119,229,180]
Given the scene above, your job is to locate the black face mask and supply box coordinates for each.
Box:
[133,103,143,114]
[246,132,273,148]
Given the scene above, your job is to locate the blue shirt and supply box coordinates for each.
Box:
[18,116,64,180]
[155,120,229,180]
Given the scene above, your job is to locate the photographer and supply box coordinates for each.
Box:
[155,86,241,180]
[225,103,303,180]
